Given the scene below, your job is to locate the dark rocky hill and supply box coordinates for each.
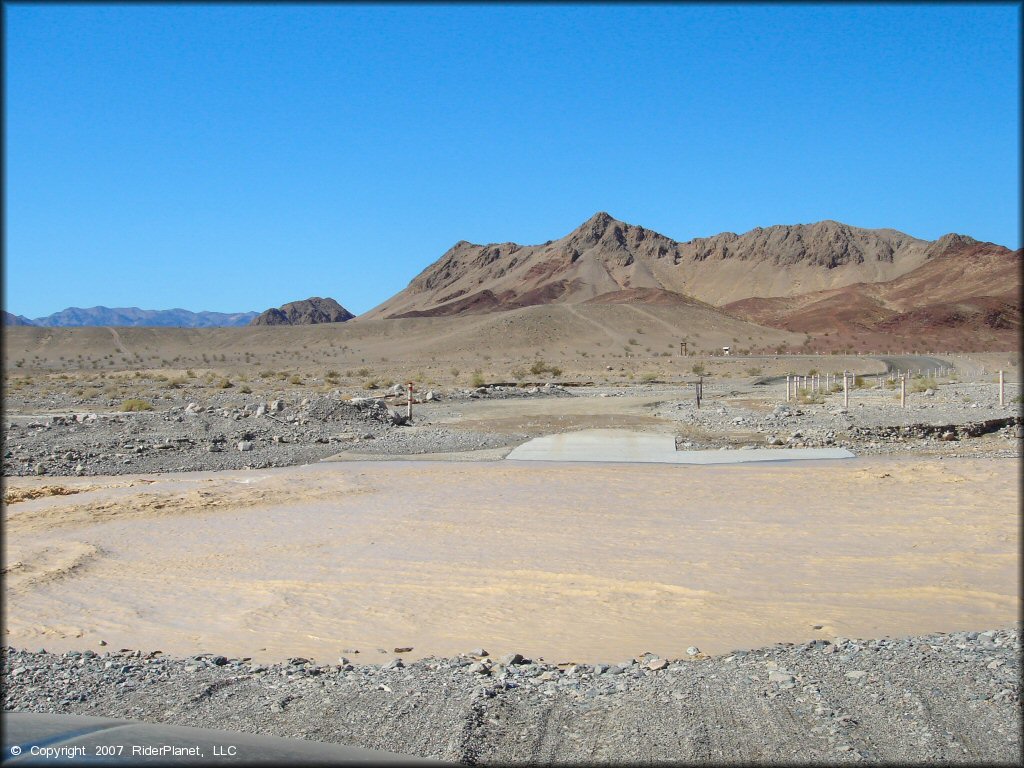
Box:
[250,297,355,326]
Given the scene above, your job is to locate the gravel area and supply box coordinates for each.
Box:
[4,378,1020,476]
[1,385,572,477]
[655,382,1022,458]
[4,627,1020,763]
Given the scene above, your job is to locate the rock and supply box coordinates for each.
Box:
[686,646,701,656]
[768,670,796,686]
[424,391,436,402]
[270,399,285,412]
[384,658,404,670]
[468,648,489,657]
[647,658,669,671]
[255,405,266,417]
[393,647,413,654]
[468,662,491,674]
[499,653,525,666]
[845,670,867,680]
[210,655,228,666]
[237,441,253,452]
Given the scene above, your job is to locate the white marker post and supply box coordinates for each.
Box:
[900,375,906,408]
[407,382,414,422]
[999,370,1004,406]
[843,371,849,408]
[786,375,791,402]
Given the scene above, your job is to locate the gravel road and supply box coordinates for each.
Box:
[4,627,1020,764]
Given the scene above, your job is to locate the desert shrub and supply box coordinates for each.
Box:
[217,378,233,389]
[120,399,153,412]
[628,338,639,346]
[746,367,762,376]
[691,363,706,375]
[289,374,303,385]
[529,360,561,377]
[167,377,186,389]
[910,377,937,393]
[469,370,485,387]
[796,389,824,405]
[355,367,371,377]
[258,370,275,379]
[640,372,658,383]
[239,384,252,394]
[511,367,526,381]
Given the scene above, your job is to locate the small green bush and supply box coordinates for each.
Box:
[289,374,303,385]
[640,372,658,383]
[120,399,153,412]
[910,377,937,393]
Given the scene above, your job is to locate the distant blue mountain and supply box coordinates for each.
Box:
[3,311,36,326]
[8,306,260,328]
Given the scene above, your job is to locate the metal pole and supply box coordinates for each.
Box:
[900,376,905,408]
[786,375,791,402]
[843,370,849,408]
[999,370,1004,406]
[407,382,413,422]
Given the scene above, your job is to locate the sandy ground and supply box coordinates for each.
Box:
[4,455,1018,665]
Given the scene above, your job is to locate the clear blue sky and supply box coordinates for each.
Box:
[5,3,1020,318]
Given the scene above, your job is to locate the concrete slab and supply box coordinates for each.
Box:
[505,429,855,464]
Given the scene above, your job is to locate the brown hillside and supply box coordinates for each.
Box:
[360,212,937,319]
[723,240,1021,352]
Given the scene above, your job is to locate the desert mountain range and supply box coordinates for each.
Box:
[3,307,258,328]
[359,212,1019,349]
[6,214,1018,351]
[364,213,1014,317]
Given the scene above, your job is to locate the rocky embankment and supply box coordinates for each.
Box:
[1,385,573,477]
[658,383,1022,458]
[4,627,1020,763]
